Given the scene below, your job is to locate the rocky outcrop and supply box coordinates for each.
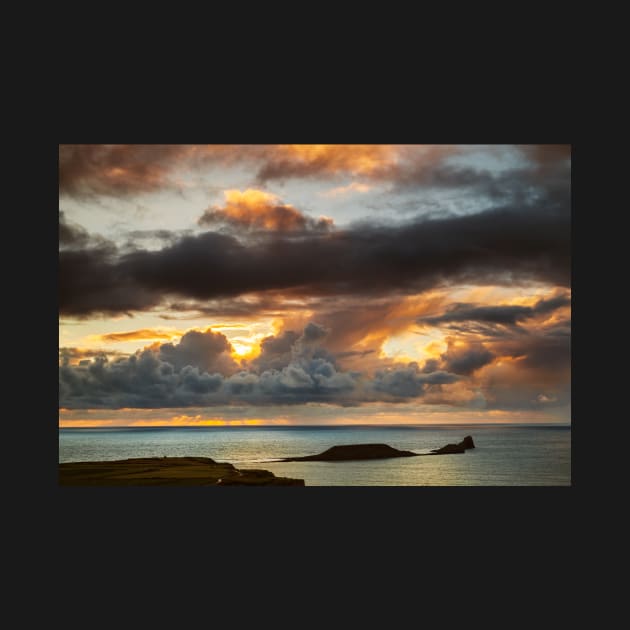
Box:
[461,436,475,449]
[59,456,304,486]
[430,435,475,455]
[280,437,477,462]
[281,443,418,462]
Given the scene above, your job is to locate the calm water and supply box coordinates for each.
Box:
[58,424,571,486]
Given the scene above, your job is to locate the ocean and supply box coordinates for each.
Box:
[58,424,571,486]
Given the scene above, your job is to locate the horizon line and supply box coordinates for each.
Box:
[59,421,572,429]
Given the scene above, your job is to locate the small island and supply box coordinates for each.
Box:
[59,456,304,486]
[430,436,475,454]
[281,443,418,462]
[280,436,476,462]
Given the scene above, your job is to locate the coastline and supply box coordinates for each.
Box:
[59,457,305,486]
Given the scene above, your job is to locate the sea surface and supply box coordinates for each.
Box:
[58,424,571,486]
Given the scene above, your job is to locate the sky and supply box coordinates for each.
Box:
[59,144,571,427]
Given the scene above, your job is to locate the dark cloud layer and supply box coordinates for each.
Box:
[60,196,570,317]
[419,294,571,329]
[59,211,92,248]
[372,363,460,398]
[59,347,126,366]
[440,342,495,376]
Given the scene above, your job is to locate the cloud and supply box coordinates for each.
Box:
[59,197,570,317]
[440,342,495,375]
[157,328,239,375]
[59,144,190,198]
[59,323,355,408]
[58,145,460,198]
[59,145,569,200]
[97,329,182,343]
[300,322,329,343]
[476,354,570,412]
[493,333,571,372]
[59,146,571,419]
[321,182,372,197]
[58,145,402,198]
[59,315,570,413]
[59,347,127,366]
[456,319,571,412]
[418,293,570,331]
[59,322,460,409]
[59,211,163,318]
[59,211,92,248]
[255,145,401,181]
[372,362,460,398]
[198,189,333,232]
[251,330,300,373]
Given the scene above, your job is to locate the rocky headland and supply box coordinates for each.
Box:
[59,456,304,486]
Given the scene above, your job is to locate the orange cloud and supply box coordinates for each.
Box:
[198,188,333,232]
[96,328,185,343]
[263,145,397,178]
[62,144,570,200]
[60,145,464,197]
[59,144,188,197]
[267,292,452,374]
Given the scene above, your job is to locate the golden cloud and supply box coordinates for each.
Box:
[198,188,333,232]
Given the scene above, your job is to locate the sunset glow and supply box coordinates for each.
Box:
[59,144,570,427]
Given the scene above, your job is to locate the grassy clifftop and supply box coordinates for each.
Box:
[59,456,304,486]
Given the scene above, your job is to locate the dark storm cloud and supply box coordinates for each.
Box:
[494,333,571,372]
[59,322,356,408]
[418,294,570,329]
[300,322,329,343]
[423,304,533,326]
[372,363,460,398]
[250,324,375,377]
[421,359,441,374]
[59,350,223,409]
[157,328,238,375]
[59,212,162,318]
[59,196,570,317]
[59,211,92,248]
[158,295,289,319]
[59,246,160,317]
[251,330,300,373]
[59,347,127,366]
[532,294,571,315]
[440,342,496,375]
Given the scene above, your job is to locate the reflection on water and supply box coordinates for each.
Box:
[59,424,571,486]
